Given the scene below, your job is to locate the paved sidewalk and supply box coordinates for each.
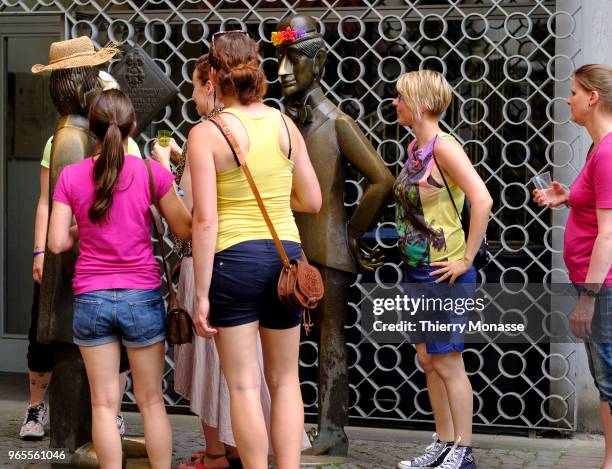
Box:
[0,372,605,468]
[1,407,605,468]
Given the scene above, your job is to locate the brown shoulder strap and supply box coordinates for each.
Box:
[144,158,178,307]
[210,114,290,269]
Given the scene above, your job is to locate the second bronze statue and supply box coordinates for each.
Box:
[274,15,395,455]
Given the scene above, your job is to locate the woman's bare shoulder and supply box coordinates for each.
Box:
[435,133,465,156]
[188,119,218,139]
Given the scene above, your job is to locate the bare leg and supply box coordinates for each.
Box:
[226,445,239,459]
[215,321,268,469]
[28,371,52,404]
[118,371,127,415]
[127,342,172,469]
[260,325,303,469]
[431,352,473,445]
[202,422,229,468]
[415,344,454,442]
[79,342,123,469]
[601,401,612,468]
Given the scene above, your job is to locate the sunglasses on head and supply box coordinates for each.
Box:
[211,30,250,49]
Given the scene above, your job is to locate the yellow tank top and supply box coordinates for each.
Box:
[215,108,301,253]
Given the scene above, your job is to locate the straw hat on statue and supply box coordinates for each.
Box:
[32,36,119,74]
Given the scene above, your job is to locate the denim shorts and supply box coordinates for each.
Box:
[73,288,165,348]
[584,286,612,413]
[403,264,477,355]
[210,239,303,329]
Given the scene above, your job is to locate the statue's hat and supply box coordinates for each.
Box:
[32,36,119,74]
[272,15,321,48]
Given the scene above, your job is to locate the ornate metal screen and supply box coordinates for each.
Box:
[1,0,582,431]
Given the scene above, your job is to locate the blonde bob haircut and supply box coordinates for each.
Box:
[396,70,452,120]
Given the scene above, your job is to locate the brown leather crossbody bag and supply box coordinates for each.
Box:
[144,159,194,345]
[210,114,324,334]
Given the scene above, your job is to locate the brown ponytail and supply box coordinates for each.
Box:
[87,89,136,224]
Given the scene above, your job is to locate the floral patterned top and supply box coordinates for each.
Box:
[393,133,467,268]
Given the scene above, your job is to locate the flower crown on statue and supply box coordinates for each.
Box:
[271,26,307,46]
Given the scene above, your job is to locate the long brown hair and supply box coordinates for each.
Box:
[209,32,266,104]
[87,89,135,224]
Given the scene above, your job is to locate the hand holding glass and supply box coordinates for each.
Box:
[532,172,569,207]
[157,129,172,147]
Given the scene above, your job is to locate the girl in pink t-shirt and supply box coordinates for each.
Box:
[534,64,612,467]
[48,89,191,469]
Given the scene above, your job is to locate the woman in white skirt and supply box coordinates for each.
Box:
[152,54,309,469]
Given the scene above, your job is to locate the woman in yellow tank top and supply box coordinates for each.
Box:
[188,32,321,469]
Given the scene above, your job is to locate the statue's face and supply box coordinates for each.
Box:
[50,66,101,116]
[276,44,314,98]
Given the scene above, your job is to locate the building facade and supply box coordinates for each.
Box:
[0,0,610,433]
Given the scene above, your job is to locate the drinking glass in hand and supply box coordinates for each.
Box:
[532,172,569,207]
[157,129,172,147]
[532,171,553,204]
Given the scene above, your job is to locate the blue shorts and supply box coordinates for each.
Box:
[72,288,166,348]
[210,239,303,329]
[584,287,612,413]
[403,265,477,355]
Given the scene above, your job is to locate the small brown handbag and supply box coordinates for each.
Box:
[210,114,324,334]
[144,159,194,345]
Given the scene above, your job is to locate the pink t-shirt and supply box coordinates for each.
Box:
[53,155,175,296]
[564,132,612,285]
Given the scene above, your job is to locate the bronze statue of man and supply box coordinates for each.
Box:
[274,15,395,455]
[32,36,119,451]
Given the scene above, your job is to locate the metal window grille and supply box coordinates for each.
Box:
[0,0,582,432]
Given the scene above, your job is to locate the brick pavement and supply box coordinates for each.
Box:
[0,373,606,469]
[0,404,606,468]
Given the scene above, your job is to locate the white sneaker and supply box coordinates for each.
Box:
[19,402,48,440]
[437,437,477,469]
[397,433,451,468]
[116,414,125,436]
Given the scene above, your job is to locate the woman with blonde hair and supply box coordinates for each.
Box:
[392,70,492,469]
[188,32,321,469]
[534,64,612,468]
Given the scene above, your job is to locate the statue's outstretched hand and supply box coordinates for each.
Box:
[348,231,385,272]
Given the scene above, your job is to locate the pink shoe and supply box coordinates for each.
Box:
[190,450,206,462]
[179,452,229,469]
